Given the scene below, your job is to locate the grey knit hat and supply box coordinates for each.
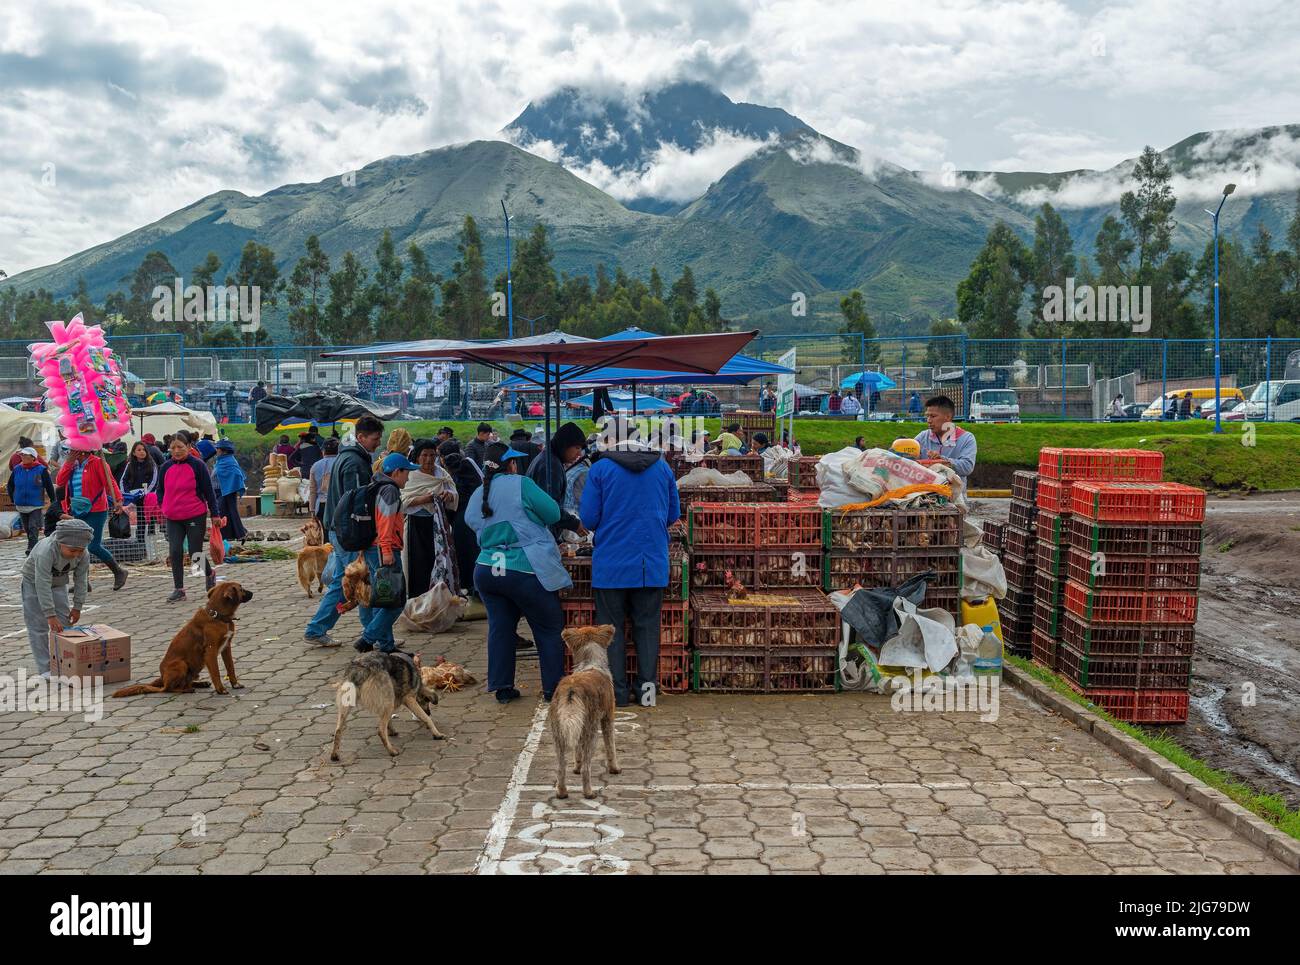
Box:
[53,517,94,549]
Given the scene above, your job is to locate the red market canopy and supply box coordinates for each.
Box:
[322,329,758,380]
[324,329,758,486]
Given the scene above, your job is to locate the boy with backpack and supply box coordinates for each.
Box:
[352,452,417,653]
[302,416,385,648]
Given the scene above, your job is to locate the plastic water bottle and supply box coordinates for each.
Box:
[973,625,1003,678]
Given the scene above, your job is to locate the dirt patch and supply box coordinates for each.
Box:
[1187,499,1300,806]
[969,463,1033,489]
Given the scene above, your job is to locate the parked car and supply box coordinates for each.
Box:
[1140,387,1244,420]
[1195,395,1245,419]
[968,388,1020,422]
[1222,380,1300,421]
[1105,402,1146,422]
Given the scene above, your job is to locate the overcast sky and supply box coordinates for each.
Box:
[3,0,1299,275]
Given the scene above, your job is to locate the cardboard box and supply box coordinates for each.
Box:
[48,624,132,684]
[239,495,260,517]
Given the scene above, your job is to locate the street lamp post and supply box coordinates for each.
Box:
[517,313,547,338]
[1206,183,1235,434]
[501,200,514,339]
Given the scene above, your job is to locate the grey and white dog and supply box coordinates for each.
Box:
[330,651,444,761]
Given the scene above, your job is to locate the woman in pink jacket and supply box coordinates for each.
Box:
[155,436,224,603]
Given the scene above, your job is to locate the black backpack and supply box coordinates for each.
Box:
[334,480,384,551]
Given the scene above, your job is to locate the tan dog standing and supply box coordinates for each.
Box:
[112,582,253,697]
[550,624,620,799]
[297,518,332,597]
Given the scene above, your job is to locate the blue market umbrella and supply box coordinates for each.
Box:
[565,390,674,412]
[841,371,897,391]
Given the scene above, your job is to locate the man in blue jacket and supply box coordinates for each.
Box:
[580,428,680,707]
[8,447,56,555]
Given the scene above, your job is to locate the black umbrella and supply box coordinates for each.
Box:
[254,391,401,435]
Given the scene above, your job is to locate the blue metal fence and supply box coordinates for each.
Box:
[2,332,1297,422]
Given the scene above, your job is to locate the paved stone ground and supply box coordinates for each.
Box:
[0,520,1291,875]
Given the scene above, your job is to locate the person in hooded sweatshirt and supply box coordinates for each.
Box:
[212,438,248,542]
[8,447,56,555]
[580,420,680,707]
[21,517,92,677]
[525,421,587,536]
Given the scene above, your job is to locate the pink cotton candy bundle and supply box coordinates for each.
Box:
[29,313,133,449]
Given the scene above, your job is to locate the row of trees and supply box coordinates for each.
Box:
[952,148,1300,352]
[0,219,729,346]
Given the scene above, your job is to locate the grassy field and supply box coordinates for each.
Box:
[221,417,1300,491]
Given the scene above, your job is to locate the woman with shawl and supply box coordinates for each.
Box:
[212,438,248,541]
[401,438,459,595]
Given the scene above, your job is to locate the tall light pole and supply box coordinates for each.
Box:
[501,200,514,339]
[517,313,547,337]
[1205,183,1235,433]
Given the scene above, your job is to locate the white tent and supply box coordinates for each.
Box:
[0,404,58,486]
[126,402,218,448]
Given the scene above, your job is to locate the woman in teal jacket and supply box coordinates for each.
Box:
[465,442,571,703]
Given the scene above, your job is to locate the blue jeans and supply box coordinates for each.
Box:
[473,564,565,696]
[363,606,402,650]
[305,533,379,639]
[76,509,115,566]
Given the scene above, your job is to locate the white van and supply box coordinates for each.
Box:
[968,388,1020,422]
[1223,380,1300,422]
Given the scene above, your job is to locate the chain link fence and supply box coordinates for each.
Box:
[3,333,1298,422]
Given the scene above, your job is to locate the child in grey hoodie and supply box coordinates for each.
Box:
[21,518,92,677]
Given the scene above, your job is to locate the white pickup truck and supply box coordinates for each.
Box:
[968,388,1020,422]
[1222,380,1300,421]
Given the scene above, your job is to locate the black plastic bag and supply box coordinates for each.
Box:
[108,511,132,540]
[839,572,933,649]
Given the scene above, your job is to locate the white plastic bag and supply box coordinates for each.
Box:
[817,447,946,509]
[842,449,944,502]
[878,595,958,671]
[0,510,18,539]
[961,545,1008,600]
[677,466,754,488]
[400,582,468,634]
[815,447,865,508]
[761,445,794,481]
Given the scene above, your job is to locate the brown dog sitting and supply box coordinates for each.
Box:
[549,624,621,799]
[112,582,254,697]
[297,519,332,597]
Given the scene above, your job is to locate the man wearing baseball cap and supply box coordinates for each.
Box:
[354,451,420,655]
[8,447,55,555]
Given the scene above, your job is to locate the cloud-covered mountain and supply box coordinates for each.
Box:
[953,125,1300,257]
[502,81,813,213]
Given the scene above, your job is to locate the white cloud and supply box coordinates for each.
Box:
[518,127,777,204]
[2,0,1300,276]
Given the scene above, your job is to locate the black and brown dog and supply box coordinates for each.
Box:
[112,582,254,697]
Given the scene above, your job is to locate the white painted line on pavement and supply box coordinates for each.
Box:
[513,776,1157,793]
[476,700,549,876]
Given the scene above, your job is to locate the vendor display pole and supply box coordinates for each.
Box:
[542,357,553,491]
